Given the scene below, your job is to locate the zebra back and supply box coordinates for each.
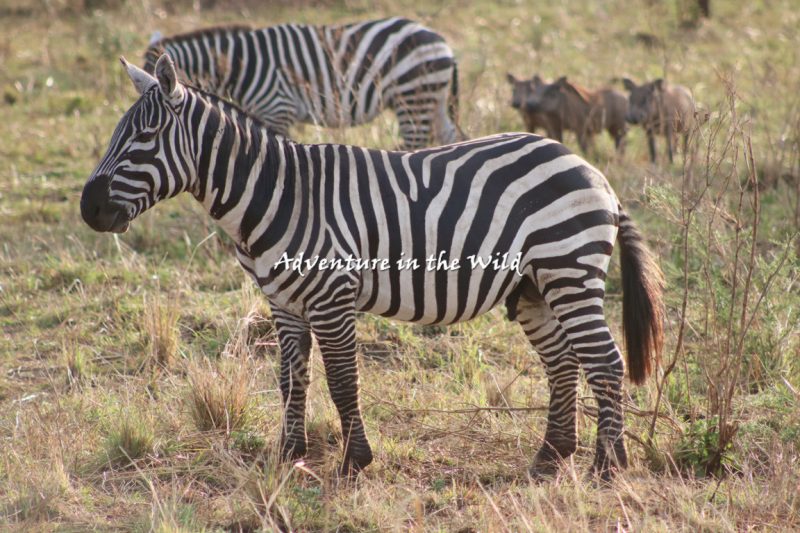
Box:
[143,18,460,147]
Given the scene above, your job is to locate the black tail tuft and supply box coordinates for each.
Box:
[448,61,469,142]
[617,207,665,385]
[448,61,459,123]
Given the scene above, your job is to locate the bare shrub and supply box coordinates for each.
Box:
[646,75,799,476]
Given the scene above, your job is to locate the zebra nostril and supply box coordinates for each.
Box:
[80,174,112,226]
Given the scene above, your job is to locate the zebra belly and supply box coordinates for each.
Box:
[354,255,527,326]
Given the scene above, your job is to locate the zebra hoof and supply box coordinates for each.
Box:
[340,447,373,477]
[590,457,624,483]
[280,439,307,462]
[528,440,576,481]
[590,443,627,482]
[528,460,560,482]
[588,461,619,485]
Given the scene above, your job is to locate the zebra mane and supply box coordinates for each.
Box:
[143,24,254,72]
[183,82,287,141]
[148,24,253,48]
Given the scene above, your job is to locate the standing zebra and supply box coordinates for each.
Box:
[143,17,460,149]
[82,55,665,480]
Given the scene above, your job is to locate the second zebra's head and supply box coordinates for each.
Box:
[81,54,194,233]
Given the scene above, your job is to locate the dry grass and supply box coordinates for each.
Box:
[186,358,253,434]
[104,409,156,466]
[143,289,181,370]
[0,0,798,530]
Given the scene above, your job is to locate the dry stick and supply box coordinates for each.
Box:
[695,108,731,418]
[647,86,734,441]
[365,392,676,456]
[578,400,650,450]
[709,120,751,456]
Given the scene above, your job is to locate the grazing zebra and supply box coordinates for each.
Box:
[143,17,460,149]
[81,55,665,480]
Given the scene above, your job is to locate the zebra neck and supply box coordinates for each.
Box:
[188,91,289,245]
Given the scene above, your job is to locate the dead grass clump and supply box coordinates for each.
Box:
[187,359,252,434]
[4,482,63,523]
[2,459,70,525]
[62,338,92,388]
[230,282,275,358]
[482,370,517,409]
[235,454,324,531]
[104,410,156,467]
[143,291,181,370]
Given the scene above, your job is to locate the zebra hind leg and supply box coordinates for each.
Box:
[395,105,431,150]
[542,282,628,480]
[513,285,580,480]
[272,307,313,461]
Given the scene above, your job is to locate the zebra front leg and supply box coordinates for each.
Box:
[272,306,313,461]
[515,291,579,479]
[310,304,372,475]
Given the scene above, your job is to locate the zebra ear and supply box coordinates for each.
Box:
[148,30,163,46]
[154,53,182,101]
[120,56,156,95]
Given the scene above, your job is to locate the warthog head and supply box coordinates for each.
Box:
[623,78,663,125]
[524,76,583,115]
[506,73,545,111]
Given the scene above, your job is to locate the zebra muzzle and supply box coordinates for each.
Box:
[80,174,130,233]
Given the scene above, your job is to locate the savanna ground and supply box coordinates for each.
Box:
[1,0,799,530]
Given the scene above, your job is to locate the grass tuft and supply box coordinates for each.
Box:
[187,358,252,434]
[143,290,181,370]
[62,338,91,388]
[104,410,156,467]
[4,479,65,523]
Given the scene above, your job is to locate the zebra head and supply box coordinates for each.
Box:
[81,54,193,233]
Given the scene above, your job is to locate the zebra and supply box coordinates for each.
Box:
[143,17,461,150]
[81,54,665,480]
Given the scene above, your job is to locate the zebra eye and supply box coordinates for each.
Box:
[134,130,157,143]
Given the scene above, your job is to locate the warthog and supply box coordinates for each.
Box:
[506,73,557,139]
[622,78,697,163]
[527,76,628,154]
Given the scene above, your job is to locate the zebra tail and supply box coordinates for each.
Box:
[448,61,459,123]
[617,207,665,385]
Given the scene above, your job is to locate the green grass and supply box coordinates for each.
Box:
[1,0,799,530]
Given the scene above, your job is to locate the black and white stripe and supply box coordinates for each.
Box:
[143,17,460,149]
[82,55,664,479]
